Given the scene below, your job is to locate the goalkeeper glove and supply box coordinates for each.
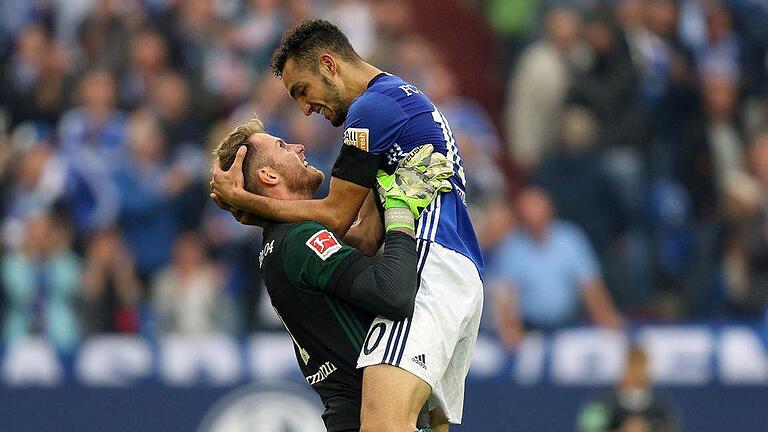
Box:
[376,144,453,232]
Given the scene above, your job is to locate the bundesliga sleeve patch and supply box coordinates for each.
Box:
[343,127,370,152]
[305,230,342,260]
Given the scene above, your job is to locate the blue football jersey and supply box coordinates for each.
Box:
[341,73,484,274]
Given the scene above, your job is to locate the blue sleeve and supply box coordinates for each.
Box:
[342,92,408,154]
[567,226,601,286]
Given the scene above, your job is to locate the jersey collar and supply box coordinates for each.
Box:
[367,72,389,89]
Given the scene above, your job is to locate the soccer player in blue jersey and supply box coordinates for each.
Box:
[211,20,483,432]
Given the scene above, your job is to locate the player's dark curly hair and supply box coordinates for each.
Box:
[271,19,361,78]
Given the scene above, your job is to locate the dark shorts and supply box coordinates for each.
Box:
[323,396,361,432]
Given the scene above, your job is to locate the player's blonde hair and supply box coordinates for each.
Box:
[213,118,270,194]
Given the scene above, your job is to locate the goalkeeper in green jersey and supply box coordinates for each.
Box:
[212,119,448,432]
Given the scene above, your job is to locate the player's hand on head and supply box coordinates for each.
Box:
[210,188,232,211]
[211,146,248,209]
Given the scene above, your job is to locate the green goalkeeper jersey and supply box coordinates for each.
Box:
[259,220,419,432]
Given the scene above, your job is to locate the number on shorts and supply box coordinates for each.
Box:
[363,322,386,355]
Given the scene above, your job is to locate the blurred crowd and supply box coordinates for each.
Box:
[485,0,768,351]
[0,0,767,355]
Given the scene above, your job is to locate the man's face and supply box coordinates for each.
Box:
[282,58,350,127]
[250,133,324,196]
[518,189,553,235]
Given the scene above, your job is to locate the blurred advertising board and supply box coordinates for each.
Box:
[1,325,767,432]
[2,325,767,387]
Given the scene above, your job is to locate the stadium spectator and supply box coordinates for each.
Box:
[2,24,49,128]
[662,67,744,313]
[76,0,130,74]
[151,232,231,334]
[147,71,211,231]
[1,139,68,252]
[505,6,581,171]
[533,105,625,253]
[324,0,375,60]
[80,229,141,334]
[2,24,72,130]
[2,123,120,247]
[618,0,698,187]
[28,40,73,128]
[721,130,768,316]
[531,105,652,306]
[120,27,172,110]
[228,0,286,70]
[148,71,204,151]
[571,4,643,151]
[114,111,187,281]
[58,69,127,167]
[285,0,314,27]
[1,212,82,352]
[491,187,623,349]
[695,1,741,81]
[230,73,294,139]
[386,34,439,89]
[369,0,414,68]
[617,0,678,107]
[170,0,223,75]
[200,199,264,332]
[174,0,251,110]
[426,62,502,156]
[677,71,745,221]
[577,345,681,432]
[455,124,508,216]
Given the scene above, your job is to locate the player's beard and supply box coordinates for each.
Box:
[320,76,348,127]
[278,161,325,197]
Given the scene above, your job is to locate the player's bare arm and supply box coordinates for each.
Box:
[213,178,383,255]
[342,190,384,256]
[211,145,370,237]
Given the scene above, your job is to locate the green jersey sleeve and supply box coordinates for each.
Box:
[281,222,360,292]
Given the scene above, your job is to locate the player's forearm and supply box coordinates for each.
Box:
[343,223,383,256]
[230,189,352,234]
[343,190,385,255]
[329,231,417,320]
